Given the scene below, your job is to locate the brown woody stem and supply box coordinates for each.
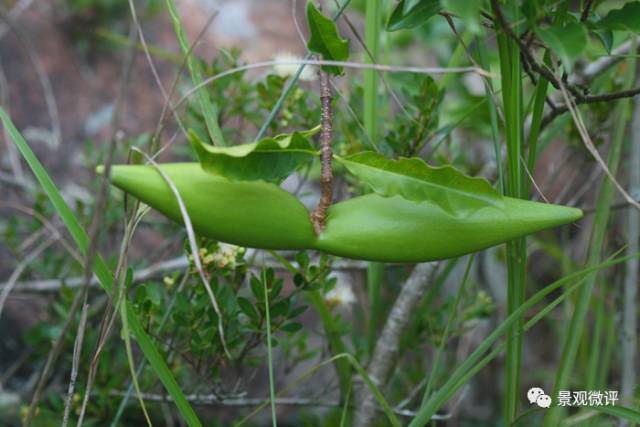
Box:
[310,71,334,235]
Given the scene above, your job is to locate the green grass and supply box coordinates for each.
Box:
[262,267,278,427]
[364,0,385,364]
[410,251,638,426]
[493,1,526,423]
[0,108,203,427]
[544,36,639,427]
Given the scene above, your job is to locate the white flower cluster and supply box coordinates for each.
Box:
[273,52,316,81]
[189,243,245,270]
[324,281,356,308]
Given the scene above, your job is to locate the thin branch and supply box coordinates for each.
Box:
[558,80,640,211]
[0,235,57,321]
[580,0,594,22]
[0,253,372,293]
[310,72,334,235]
[0,201,82,262]
[107,391,442,418]
[75,209,146,427]
[61,302,88,427]
[542,87,640,128]
[354,263,439,427]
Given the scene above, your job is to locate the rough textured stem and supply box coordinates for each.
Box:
[354,263,438,427]
[621,80,640,427]
[310,71,334,235]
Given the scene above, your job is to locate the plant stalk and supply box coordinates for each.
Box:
[311,71,334,234]
[363,0,384,361]
[492,1,526,424]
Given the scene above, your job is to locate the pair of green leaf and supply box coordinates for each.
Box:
[192,126,502,217]
[192,2,501,216]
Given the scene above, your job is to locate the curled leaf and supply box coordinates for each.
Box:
[191,127,320,183]
[336,151,503,216]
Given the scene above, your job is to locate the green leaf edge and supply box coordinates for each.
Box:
[335,151,504,214]
[190,126,320,183]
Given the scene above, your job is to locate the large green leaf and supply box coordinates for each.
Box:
[536,23,587,72]
[0,108,202,427]
[387,0,441,32]
[191,127,319,183]
[335,151,503,216]
[306,1,350,75]
[598,1,640,32]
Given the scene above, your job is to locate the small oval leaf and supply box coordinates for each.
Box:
[281,322,303,333]
[237,297,259,323]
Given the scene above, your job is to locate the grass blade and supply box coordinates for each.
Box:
[0,108,202,427]
[594,406,640,423]
[544,37,638,427]
[421,255,474,403]
[493,1,526,423]
[363,0,383,364]
[262,267,278,426]
[409,252,637,426]
[165,0,225,146]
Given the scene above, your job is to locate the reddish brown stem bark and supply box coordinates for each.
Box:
[310,71,334,235]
